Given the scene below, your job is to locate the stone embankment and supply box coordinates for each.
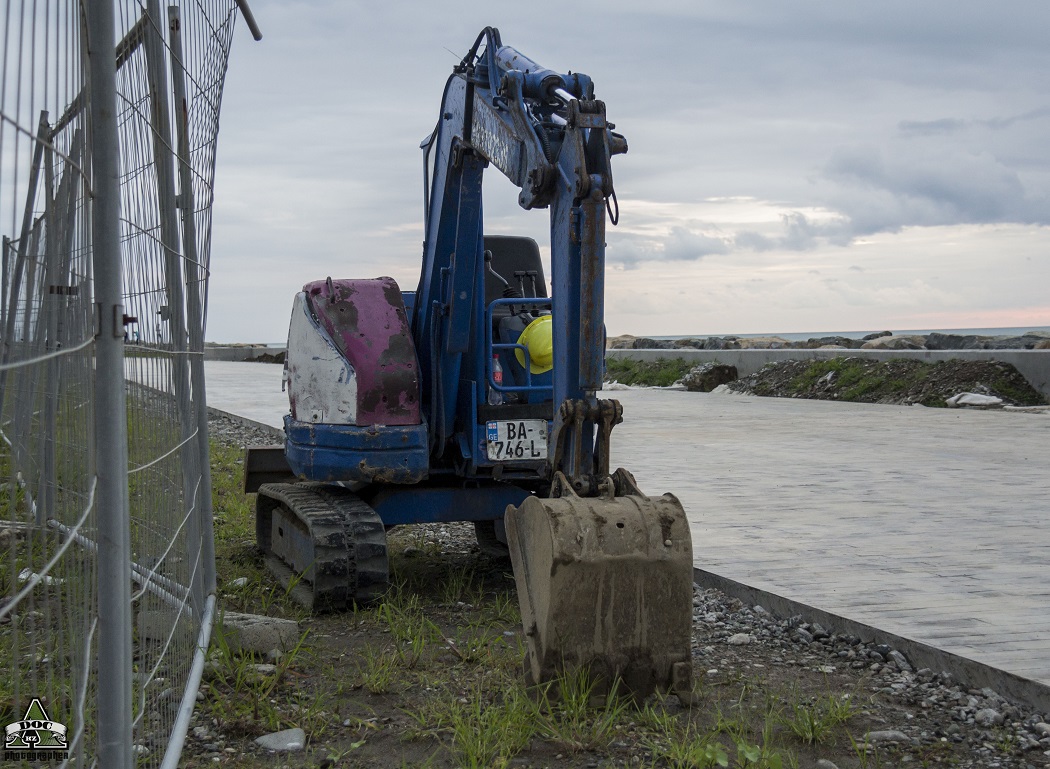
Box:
[607,332,1050,400]
[712,358,1048,408]
[692,586,1050,766]
[609,330,1050,352]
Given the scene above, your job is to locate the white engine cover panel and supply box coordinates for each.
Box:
[285,292,358,425]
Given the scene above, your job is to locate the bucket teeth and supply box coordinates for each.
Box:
[505,472,693,697]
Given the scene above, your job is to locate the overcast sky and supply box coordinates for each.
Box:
[208,0,1050,342]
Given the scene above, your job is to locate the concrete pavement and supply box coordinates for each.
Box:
[204,361,1050,707]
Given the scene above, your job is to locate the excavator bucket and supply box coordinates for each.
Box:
[504,469,693,698]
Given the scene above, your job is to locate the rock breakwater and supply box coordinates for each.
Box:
[609,330,1050,352]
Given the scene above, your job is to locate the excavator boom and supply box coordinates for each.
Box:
[412,28,693,696]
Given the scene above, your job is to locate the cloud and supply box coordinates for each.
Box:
[662,226,731,260]
[822,143,1047,233]
[609,225,729,265]
[899,107,1050,136]
[203,0,1050,340]
[729,129,1049,253]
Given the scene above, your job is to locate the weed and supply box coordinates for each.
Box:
[638,714,730,769]
[540,667,632,751]
[647,727,730,768]
[778,690,857,745]
[357,644,399,695]
[449,686,538,768]
[849,731,885,769]
[713,707,750,743]
[372,587,442,669]
[440,563,475,605]
[636,699,681,733]
[411,678,539,769]
[448,626,503,664]
[209,441,302,619]
[487,589,520,626]
[734,738,783,768]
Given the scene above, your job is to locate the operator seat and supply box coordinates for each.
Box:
[483,235,547,306]
[483,235,552,400]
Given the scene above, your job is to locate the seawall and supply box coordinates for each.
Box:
[205,345,280,362]
[606,348,1050,400]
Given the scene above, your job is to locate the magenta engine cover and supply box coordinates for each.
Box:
[302,277,420,426]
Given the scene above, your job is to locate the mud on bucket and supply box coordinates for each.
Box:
[504,474,694,698]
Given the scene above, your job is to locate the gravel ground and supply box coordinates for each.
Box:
[201,413,1050,768]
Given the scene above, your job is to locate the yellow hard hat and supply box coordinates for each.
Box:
[515,315,553,374]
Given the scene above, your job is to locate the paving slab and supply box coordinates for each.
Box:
[203,362,1050,704]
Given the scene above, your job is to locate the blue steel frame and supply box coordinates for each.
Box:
[366,484,531,526]
[481,296,554,400]
[412,27,623,486]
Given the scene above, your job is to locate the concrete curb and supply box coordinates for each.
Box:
[693,567,1050,716]
[207,406,284,441]
[204,345,282,362]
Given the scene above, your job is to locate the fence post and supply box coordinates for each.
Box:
[85,1,134,766]
[168,4,217,595]
[143,0,206,611]
[0,113,49,406]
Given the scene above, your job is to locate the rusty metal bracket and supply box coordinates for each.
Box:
[594,398,623,480]
[547,397,623,499]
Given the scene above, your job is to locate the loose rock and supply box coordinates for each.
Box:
[680,363,738,392]
[217,612,299,655]
[866,729,913,745]
[254,727,306,752]
[975,708,1004,727]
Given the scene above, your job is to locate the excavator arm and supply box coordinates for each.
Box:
[413,28,693,697]
[412,27,626,486]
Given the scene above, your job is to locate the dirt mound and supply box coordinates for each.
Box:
[726,357,1046,407]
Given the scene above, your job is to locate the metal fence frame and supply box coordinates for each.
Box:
[0,2,257,765]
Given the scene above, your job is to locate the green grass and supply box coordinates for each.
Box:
[604,356,695,387]
[197,433,886,769]
[429,679,539,769]
[781,358,921,402]
[759,357,1047,407]
[776,689,858,745]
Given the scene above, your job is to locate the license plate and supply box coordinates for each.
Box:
[486,419,548,462]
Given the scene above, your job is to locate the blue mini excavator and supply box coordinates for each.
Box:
[245,27,693,697]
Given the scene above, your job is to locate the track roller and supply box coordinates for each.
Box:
[256,482,388,612]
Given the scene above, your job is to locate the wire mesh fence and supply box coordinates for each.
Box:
[0,1,244,765]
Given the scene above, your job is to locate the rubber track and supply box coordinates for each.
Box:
[256,483,388,612]
[310,484,389,605]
